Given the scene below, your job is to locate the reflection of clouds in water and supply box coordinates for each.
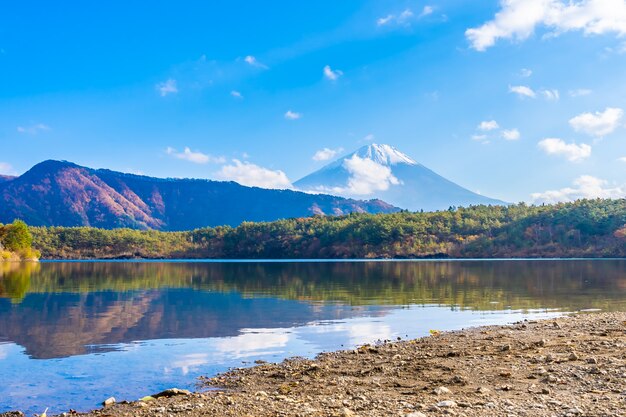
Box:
[167,353,210,376]
[0,344,8,360]
[302,320,392,347]
[215,329,290,359]
[348,322,392,346]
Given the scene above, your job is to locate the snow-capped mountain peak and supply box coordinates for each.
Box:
[352,144,417,166]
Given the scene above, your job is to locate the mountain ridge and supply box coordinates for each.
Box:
[0,160,397,230]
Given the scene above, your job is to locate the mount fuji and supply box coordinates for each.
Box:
[294,144,506,211]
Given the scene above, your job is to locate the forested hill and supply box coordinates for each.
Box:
[0,160,397,230]
[31,199,626,259]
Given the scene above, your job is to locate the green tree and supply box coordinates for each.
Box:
[3,220,33,252]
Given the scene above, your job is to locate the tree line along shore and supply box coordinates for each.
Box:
[18,198,626,260]
[0,220,40,261]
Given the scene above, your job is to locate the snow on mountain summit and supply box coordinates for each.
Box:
[352,144,417,166]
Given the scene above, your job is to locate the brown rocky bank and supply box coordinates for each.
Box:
[7,312,626,417]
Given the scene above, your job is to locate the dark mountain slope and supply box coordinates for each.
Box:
[0,160,397,230]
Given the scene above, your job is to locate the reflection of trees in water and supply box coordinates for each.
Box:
[0,261,624,359]
[0,262,39,302]
[1,261,625,310]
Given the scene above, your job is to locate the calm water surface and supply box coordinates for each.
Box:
[0,260,625,414]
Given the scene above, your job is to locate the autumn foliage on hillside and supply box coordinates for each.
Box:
[29,199,626,260]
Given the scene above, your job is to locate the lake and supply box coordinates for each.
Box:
[0,260,625,414]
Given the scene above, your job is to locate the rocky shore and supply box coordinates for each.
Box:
[4,312,625,417]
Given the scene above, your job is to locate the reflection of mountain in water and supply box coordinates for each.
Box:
[0,260,625,359]
[0,289,370,359]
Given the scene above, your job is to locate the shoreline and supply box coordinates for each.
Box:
[6,311,622,417]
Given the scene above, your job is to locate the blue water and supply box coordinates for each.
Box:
[0,260,624,414]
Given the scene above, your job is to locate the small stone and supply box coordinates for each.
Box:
[500,344,512,351]
[153,388,191,398]
[541,388,551,394]
[433,386,452,395]
[404,413,427,417]
[437,400,457,408]
[102,397,116,407]
[587,357,598,364]
[568,352,579,361]
[339,408,357,417]
[476,386,491,394]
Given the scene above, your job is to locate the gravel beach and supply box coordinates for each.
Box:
[4,312,625,417]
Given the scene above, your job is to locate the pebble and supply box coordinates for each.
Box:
[437,400,457,408]
[434,386,451,395]
[102,397,116,407]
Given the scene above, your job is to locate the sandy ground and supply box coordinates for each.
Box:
[3,312,625,417]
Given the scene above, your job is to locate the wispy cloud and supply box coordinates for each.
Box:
[323,65,343,81]
[501,128,521,141]
[569,88,592,97]
[376,5,433,27]
[312,147,343,161]
[284,110,302,120]
[471,134,490,144]
[166,147,225,164]
[531,175,625,203]
[243,55,268,69]
[509,85,536,98]
[478,120,500,131]
[538,138,591,162]
[541,89,560,101]
[17,123,50,135]
[509,85,559,100]
[0,162,14,175]
[466,0,626,51]
[519,68,533,77]
[230,90,243,99]
[362,133,375,142]
[156,79,178,96]
[215,159,292,189]
[569,107,623,137]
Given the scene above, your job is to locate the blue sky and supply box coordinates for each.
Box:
[1,0,626,203]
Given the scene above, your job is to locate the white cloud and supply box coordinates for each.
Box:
[531,175,625,203]
[419,5,434,18]
[541,89,560,101]
[377,14,394,26]
[343,156,400,194]
[323,65,343,81]
[520,68,533,77]
[230,90,243,99]
[0,162,13,175]
[399,9,414,21]
[568,107,624,137]
[312,147,343,161]
[16,123,50,135]
[501,128,521,140]
[509,85,559,100]
[466,0,626,51]
[166,147,225,164]
[538,138,591,162]
[336,155,400,195]
[215,159,292,189]
[284,110,302,120]
[243,55,268,69]
[363,133,375,142]
[478,120,500,131]
[376,5,433,26]
[569,88,592,97]
[509,85,537,98]
[618,156,626,162]
[156,79,178,96]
